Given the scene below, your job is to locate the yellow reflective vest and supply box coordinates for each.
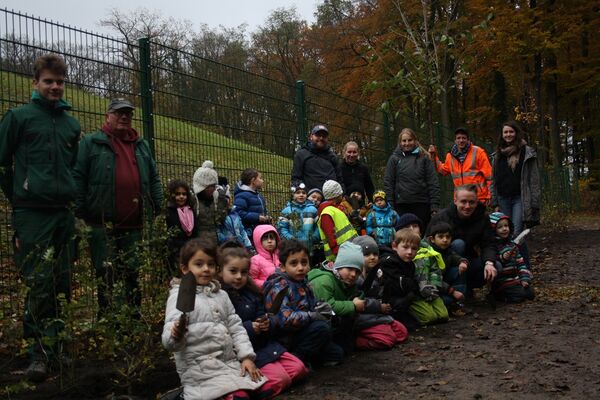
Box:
[318,205,358,261]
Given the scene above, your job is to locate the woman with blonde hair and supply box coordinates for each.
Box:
[384,128,440,230]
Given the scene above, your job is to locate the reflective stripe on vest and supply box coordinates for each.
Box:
[319,206,358,261]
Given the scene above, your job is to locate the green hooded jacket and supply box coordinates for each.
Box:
[0,91,80,207]
[413,239,445,289]
[308,268,361,317]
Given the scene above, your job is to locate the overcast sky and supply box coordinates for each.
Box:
[1,0,319,36]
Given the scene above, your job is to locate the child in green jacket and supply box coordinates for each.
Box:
[410,239,450,325]
[308,241,408,354]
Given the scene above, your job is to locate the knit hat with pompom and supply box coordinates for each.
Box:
[193,160,219,194]
[322,180,343,200]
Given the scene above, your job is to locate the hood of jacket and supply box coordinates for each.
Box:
[372,202,393,214]
[252,224,280,262]
[392,146,421,158]
[234,182,257,195]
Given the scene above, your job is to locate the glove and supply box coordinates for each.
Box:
[420,284,439,300]
[309,301,334,321]
[308,311,328,322]
[314,301,335,318]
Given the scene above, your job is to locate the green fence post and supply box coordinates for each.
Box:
[382,110,391,157]
[295,80,307,154]
[138,37,155,157]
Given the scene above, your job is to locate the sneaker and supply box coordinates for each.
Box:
[25,359,48,382]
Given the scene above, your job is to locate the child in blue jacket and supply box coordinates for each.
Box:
[277,182,319,254]
[233,168,271,240]
[366,191,400,247]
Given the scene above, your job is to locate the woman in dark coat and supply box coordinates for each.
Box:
[490,121,541,235]
[384,128,440,230]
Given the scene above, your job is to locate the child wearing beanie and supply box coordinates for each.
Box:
[397,212,424,237]
[490,212,534,303]
[366,191,401,247]
[352,235,380,290]
[308,242,408,354]
[192,160,228,244]
[277,182,319,257]
[317,180,358,261]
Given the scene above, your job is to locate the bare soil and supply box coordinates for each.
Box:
[2,217,600,399]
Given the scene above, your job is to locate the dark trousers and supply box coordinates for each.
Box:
[13,208,74,360]
[89,226,142,312]
[288,320,344,365]
[395,203,432,233]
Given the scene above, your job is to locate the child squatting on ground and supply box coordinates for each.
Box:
[218,241,308,398]
[161,238,266,400]
[489,212,535,303]
[425,221,469,311]
[263,239,345,367]
[362,228,422,331]
[308,241,408,354]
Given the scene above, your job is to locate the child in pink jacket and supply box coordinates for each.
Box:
[250,225,281,287]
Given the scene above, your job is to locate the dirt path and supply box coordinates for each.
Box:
[280,223,600,399]
[2,219,600,399]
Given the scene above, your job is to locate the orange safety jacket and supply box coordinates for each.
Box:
[433,144,492,203]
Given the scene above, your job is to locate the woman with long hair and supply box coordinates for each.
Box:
[490,121,541,236]
[384,128,440,230]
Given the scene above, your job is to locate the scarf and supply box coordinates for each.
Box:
[177,205,195,236]
[499,139,526,171]
[450,142,471,163]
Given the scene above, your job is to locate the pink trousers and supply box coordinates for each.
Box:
[355,320,408,350]
[224,352,308,399]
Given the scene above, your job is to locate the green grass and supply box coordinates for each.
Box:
[0,70,293,210]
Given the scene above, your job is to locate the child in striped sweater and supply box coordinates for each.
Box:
[489,212,534,303]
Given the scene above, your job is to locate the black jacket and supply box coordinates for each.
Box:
[339,159,375,202]
[427,203,496,263]
[362,247,417,315]
[384,147,440,208]
[291,141,342,192]
[165,201,199,265]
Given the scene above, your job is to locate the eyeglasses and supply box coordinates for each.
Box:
[109,109,134,117]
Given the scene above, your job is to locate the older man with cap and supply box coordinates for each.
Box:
[428,127,492,204]
[73,98,162,314]
[291,124,343,193]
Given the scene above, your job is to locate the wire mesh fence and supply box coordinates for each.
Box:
[0,8,580,338]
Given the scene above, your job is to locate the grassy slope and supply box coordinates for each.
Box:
[0,71,293,210]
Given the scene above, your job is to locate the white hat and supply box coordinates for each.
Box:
[192,160,218,194]
[322,180,343,200]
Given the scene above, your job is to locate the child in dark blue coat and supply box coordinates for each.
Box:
[218,242,308,397]
[233,168,271,240]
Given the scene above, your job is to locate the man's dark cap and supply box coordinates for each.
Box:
[108,98,135,112]
[311,124,329,136]
[454,127,469,137]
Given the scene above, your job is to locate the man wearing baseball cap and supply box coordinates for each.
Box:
[291,124,343,193]
[73,98,163,315]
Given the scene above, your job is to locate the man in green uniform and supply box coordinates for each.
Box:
[73,98,162,316]
[0,54,80,381]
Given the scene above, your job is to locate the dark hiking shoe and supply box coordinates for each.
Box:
[25,359,48,382]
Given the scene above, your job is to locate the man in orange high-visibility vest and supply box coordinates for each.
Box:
[428,128,493,205]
